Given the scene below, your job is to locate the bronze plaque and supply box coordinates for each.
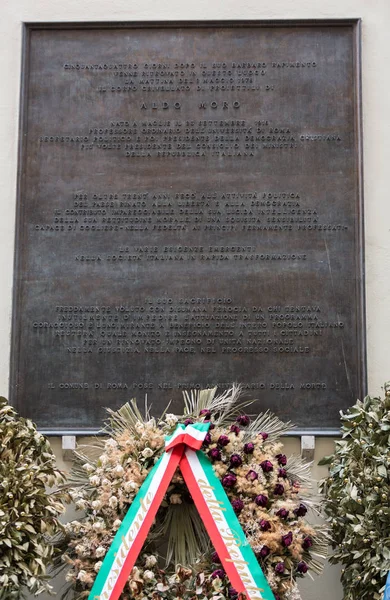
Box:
[11,21,365,433]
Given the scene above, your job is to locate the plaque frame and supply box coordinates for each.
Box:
[10,19,366,436]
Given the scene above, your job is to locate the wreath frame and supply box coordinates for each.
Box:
[57,386,327,600]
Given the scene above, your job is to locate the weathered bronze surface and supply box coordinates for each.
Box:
[11,21,365,432]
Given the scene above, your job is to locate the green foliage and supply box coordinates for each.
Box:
[319,384,390,600]
[0,398,67,598]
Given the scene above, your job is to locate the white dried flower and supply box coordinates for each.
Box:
[93,520,105,532]
[94,561,103,573]
[102,478,112,488]
[91,500,102,511]
[95,546,106,558]
[113,519,122,530]
[265,567,277,587]
[169,493,182,505]
[99,454,110,466]
[285,585,302,600]
[114,465,125,476]
[77,570,88,582]
[124,480,139,493]
[141,447,153,459]
[75,498,88,510]
[143,570,155,581]
[70,520,82,532]
[124,481,132,493]
[131,566,142,580]
[89,475,100,486]
[65,570,75,582]
[105,438,118,451]
[75,544,85,555]
[165,413,178,426]
[157,582,170,592]
[83,463,94,473]
[109,496,118,509]
[145,555,158,568]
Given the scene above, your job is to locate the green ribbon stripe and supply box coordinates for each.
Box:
[88,452,165,599]
[196,450,275,600]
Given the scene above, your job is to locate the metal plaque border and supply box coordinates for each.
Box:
[10,19,365,436]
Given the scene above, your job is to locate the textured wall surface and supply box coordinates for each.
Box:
[1,1,390,599]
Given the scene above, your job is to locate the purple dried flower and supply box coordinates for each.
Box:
[236,415,250,426]
[230,424,240,435]
[203,433,212,446]
[254,494,268,507]
[260,432,269,440]
[276,453,287,466]
[211,569,225,580]
[184,418,194,426]
[218,434,230,447]
[228,588,238,598]
[222,473,237,488]
[208,448,221,461]
[297,561,308,574]
[294,503,308,517]
[274,484,285,496]
[276,508,289,519]
[211,551,220,563]
[259,545,270,558]
[278,468,287,478]
[260,460,273,473]
[208,422,215,430]
[302,536,313,550]
[275,562,285,574]
[259,519,271,532]
[281,531,293,547]
[232,498,244,514]
[199,409,212,420]
[274,596,281,600]
[244,442,255,454]
[246,469,258,481]
[230,453,243,468]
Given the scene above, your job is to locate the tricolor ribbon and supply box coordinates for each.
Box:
[89,422,275,600]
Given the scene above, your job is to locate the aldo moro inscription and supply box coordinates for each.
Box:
[11,21,365,432]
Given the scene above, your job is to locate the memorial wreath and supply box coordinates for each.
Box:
[59,386,327,600]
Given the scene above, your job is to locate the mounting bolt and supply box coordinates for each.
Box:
[62,435,76,461]
[301,435,315,461]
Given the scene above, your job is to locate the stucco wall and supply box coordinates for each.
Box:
[1,1,390,599]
